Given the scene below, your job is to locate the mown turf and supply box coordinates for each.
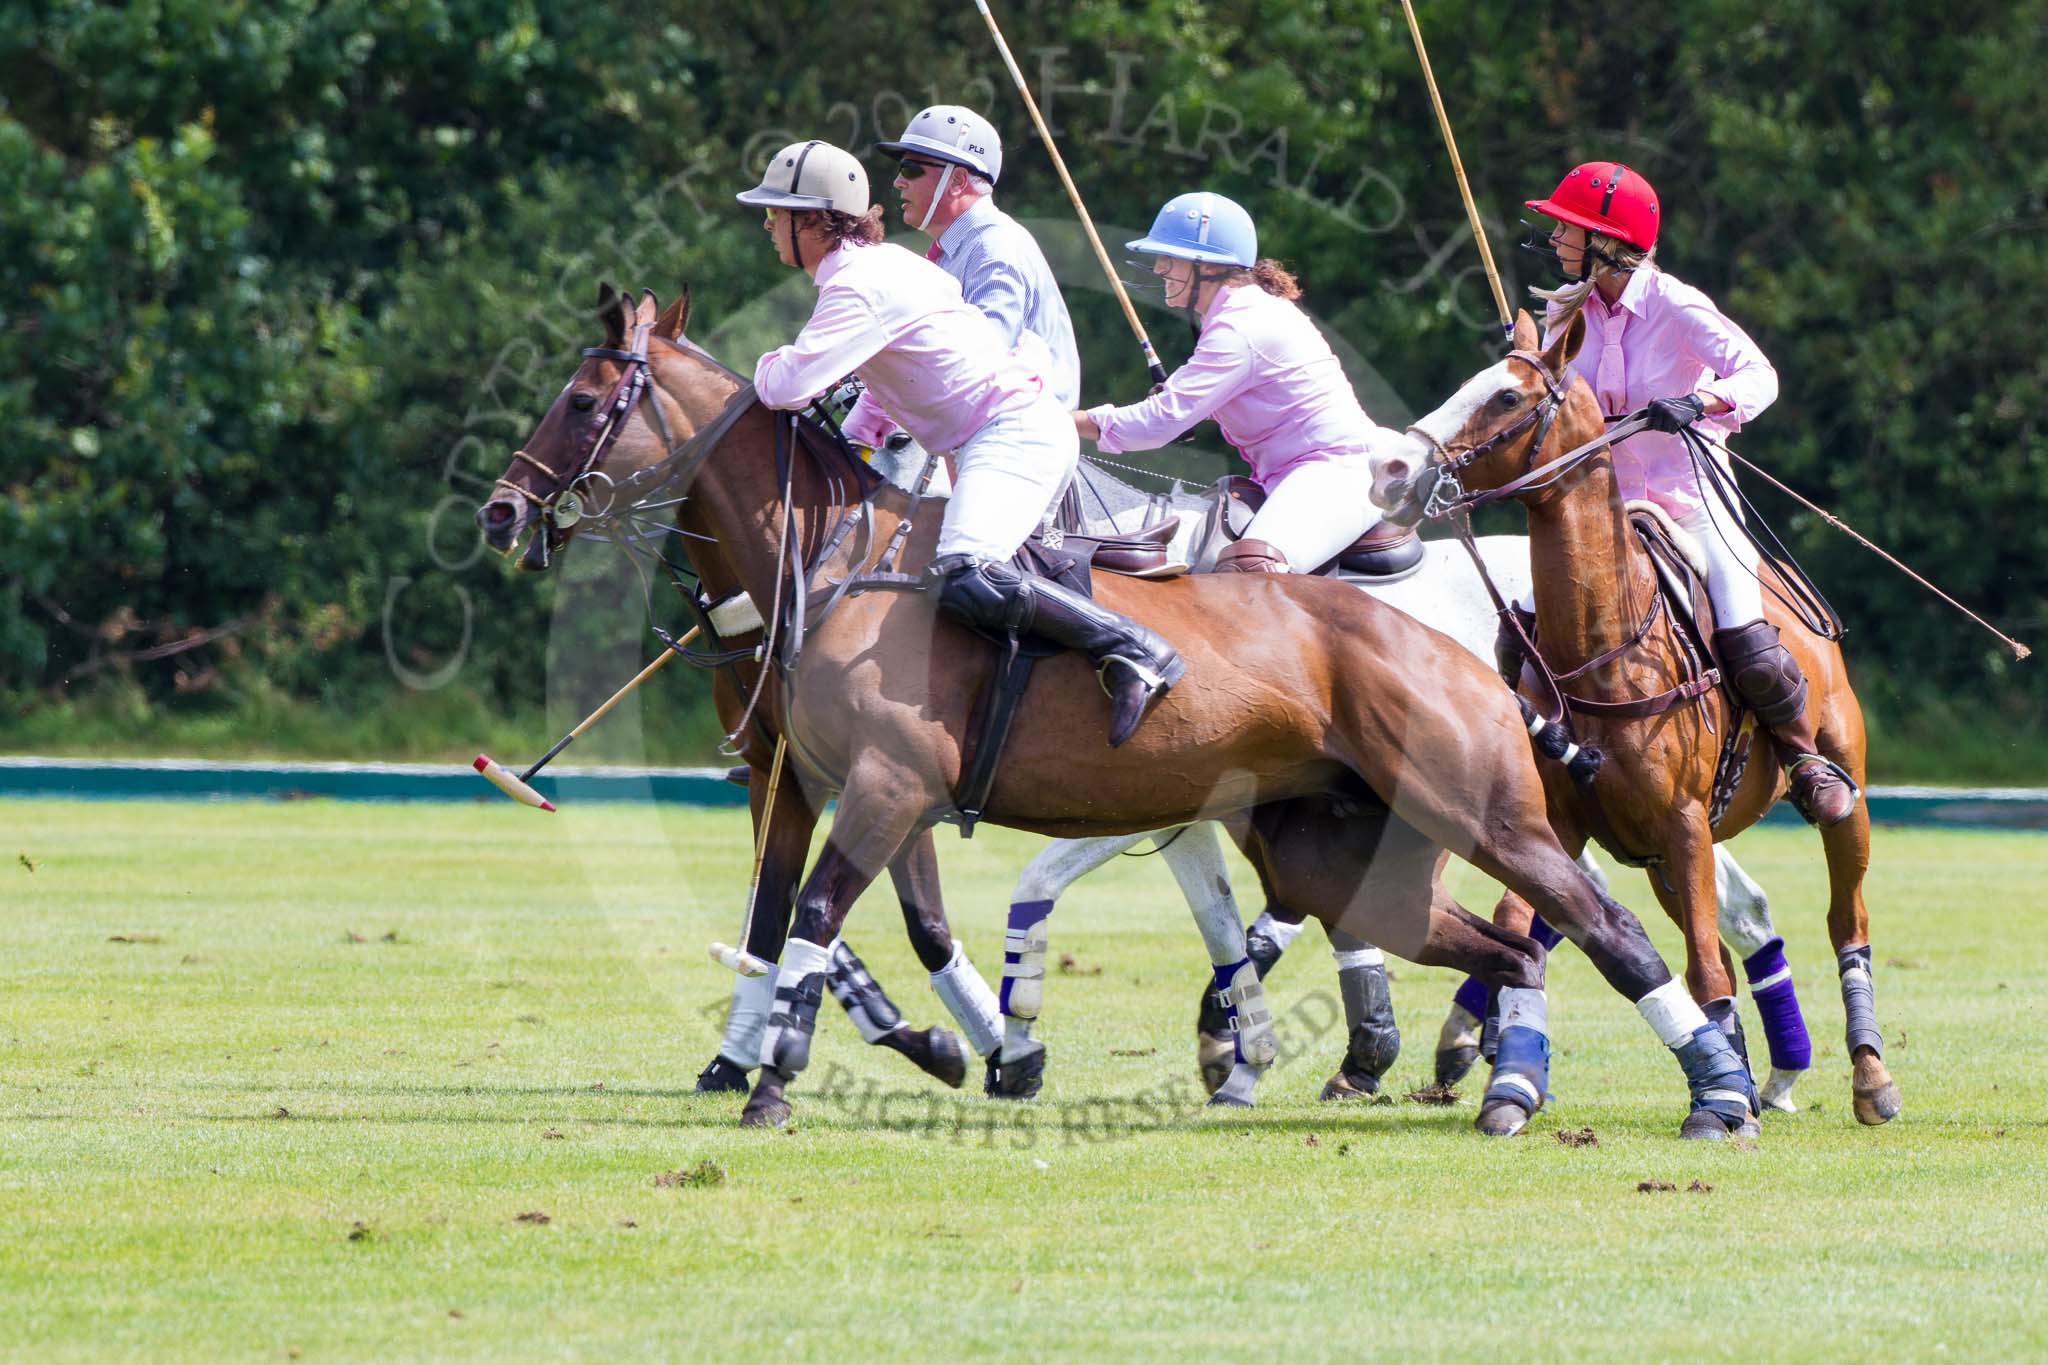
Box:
[2,799,2044,1361]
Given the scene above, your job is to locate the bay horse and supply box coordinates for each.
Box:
[1370,307,1900,1129]
[485,284,1758,1138]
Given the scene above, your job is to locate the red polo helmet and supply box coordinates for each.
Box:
[1525,162,1660,251]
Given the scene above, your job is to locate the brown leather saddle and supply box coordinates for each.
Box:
[1216,476,1425,577]
[1043,515,1183,577]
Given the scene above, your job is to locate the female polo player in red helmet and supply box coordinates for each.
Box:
[1519,161,1855,826]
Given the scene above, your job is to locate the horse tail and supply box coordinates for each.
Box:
[1517,696,1603,786]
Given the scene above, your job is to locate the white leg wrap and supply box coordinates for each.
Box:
[1332,946,1385,972]
[930,942,1003,1057]
[1636,978,1710,1049]
[1249,909,1306,952]
[717,969,777,1066]
[758,937,833,1073]
[1498,986,1549,1036]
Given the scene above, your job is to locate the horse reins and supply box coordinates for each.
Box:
[1408,352,1713,729]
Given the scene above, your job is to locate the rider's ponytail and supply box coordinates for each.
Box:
[1222,258,1302,300]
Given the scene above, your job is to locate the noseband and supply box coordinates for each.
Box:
[1403,348,1568,519]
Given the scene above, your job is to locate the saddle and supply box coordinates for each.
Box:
[1215,476,1426,578]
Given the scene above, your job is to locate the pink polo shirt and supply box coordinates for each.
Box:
[753,240,1042,455]
[1547,268,1779,516]
[1085,284,1385,491]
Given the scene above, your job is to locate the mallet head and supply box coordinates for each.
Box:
[473,754,555,811]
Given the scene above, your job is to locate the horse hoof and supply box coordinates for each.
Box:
[692,1056,751,1095]
[985,1046,1045,1101]
[1206,1089,1254,1109]
[1758,1067,1803,1115]
[907,1027,967,1090]
[1319,1068,1381,1102]
[1854,1081,1903,1125]
[1436,1044,1480,1088]
[1679,1108,1757,1141]
[1197,1031,1234,1097]
[1475,1099,1530,1137]
[739,1094,791,1129]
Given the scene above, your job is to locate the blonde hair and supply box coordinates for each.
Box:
[1529,231,1657,310]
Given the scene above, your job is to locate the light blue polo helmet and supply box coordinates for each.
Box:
[1126,192,1257,266]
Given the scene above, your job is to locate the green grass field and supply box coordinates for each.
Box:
[3,799,2045,1361]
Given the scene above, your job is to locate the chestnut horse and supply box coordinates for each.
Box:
[485,285,1758,1137]
[1371,307,1900,1128]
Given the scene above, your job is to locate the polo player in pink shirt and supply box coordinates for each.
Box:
[1518,161,1857,827]
[738,140,1183,747]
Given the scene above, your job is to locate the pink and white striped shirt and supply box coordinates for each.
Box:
[1546,268,1779,516]
[753,240,1042,455]
[1085,284,1388,491]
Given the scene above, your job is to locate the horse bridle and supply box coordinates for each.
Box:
[1403,348,1569,520]
[493,316,687,556]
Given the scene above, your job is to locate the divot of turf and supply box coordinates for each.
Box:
[1405,1083,1459,1106]
[1556,1127,1598,1148]
[513,1210,550,1225]
[655,1161,726,1188]
[1638,1179,1677,1193]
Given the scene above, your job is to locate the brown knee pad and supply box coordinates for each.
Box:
[1214,538,1291,574]
[1713,620,1808,729]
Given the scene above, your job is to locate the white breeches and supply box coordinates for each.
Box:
[1241,456,1383,571]
[1674,491,1765,628]
[934,393,1080,560]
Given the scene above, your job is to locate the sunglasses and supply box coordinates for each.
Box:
[896,157,950,181]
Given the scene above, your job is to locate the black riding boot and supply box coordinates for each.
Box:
[1714,620,1858,827]
[1495,604,1537,689]
[933,554,1185,747]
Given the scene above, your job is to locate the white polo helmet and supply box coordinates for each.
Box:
[736,139,870,215]
[875,105,1002,183]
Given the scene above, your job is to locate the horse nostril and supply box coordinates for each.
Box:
[479,500,515,530]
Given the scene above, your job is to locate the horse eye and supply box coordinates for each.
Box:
[1497,390,1521,409]
[570,392,597,412]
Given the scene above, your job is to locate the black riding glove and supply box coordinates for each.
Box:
[1645,393,1707,434]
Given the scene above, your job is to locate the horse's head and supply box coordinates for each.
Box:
[1369,307,1592,524]
[475,283,704,570]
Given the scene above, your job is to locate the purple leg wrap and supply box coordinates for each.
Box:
[1742,937,1812,1072]
[998,899,1054,1017]
[1528,914,1563,951]
[1452,975,1489,1020]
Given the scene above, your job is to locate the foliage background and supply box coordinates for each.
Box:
[2,1,2042,775]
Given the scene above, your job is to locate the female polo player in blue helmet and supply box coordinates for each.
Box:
[1074,192,1403,573]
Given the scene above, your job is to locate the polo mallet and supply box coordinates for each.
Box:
[707,732,786,978]
[970,0,1171,388]
[472,626,700,810]
[1398,0,1514,336]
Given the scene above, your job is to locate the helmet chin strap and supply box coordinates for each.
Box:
[917,163,957,235]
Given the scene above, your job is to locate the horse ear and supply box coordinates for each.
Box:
[596,281,627,347]
[655,285,691,341]
[1511,308,1541,353]
[1542,306,1588,372]
[634,288,660,329]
